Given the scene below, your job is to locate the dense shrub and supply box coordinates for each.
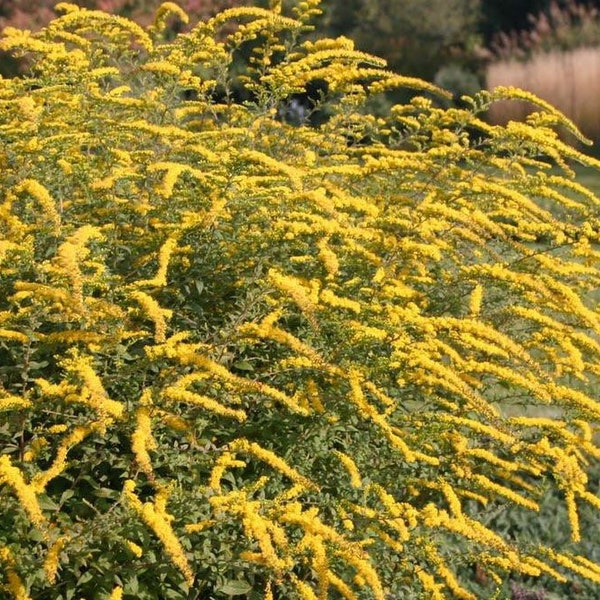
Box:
[3,2,600,599]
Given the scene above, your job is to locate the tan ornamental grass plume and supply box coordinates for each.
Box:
[487,46,600,143]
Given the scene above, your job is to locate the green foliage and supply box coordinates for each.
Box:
[3,2,600,599]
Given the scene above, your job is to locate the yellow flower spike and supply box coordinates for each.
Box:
[131,406,157,480]
[337,549,385,600]
[327,572,359,600]
[152,2,189,34]
[185,519,215,534]
[0,393,31,412]
[65,354,125,422]
[320,288,361,314]
[125,540,143,557]
[241,503,289,573]
[32,425,93,493]
[154,483,174,517]
[333,451,362,489]
[546,550,600,584]
[472,474,539,512]
[371,527,403,552]
[179,354,309,416]
[295,579,319,600]
[0,547,32,600]
[162,385,247,422]
[238,320,326,368]
[300,534,329,599]
[316,238,339,278]
[440,482,463,519]
[56,241,85,312]
[0,455,47,531]
[229,439,317,491]
[123,481,194,585]
[468,284,483,317]
[13,179,61,233]
[44,536,69,584]
[208,451,247,491]
[267,269,319,329]
[130,291,172,344]
[48,6,153,52]
[148,161,202,198]
[108,586,123,600]
[565,490,581,543]
[54,3,82,14]
[428,547,476,600]
[416,570,444,600]
[491,86,589,144]
[132,237,177,288]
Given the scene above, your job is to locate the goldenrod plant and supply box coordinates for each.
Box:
[3,2,600,599]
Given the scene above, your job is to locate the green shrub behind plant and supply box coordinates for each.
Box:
[3,2,600,599]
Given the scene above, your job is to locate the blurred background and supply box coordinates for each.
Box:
[3,0,600,146]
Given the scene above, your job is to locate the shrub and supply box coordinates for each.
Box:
[2,2,600,599]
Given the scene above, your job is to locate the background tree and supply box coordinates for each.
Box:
[320,0,483,86]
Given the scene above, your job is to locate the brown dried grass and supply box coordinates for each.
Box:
[486,46,600,144]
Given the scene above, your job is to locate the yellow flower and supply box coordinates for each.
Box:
[440,482,463,519]
[546,549,600,584]
[317,238,339,278]
[185,520,215,534]
[142,61,181,76]
[14,179,61,233]
[320,288,361,314]
[416,570,444,600]
[44,536,68,584]
[295,579,318,600]
[163,386,247,422]
[133,237,177,288]
[472,474,539,512]
[565,490,581,543]
[130,290,172,343]
[32,425,92,493]
[67,354,124,422]
[267,269,319,328]
[108,586,123,600]
[230,439,317,491]
[0,329,29,345]
[0,455,46,530]
[333,451,362,488]
[131,406,157,479]
[241,503,289,572]
[468,284,483,317]
[0,394,31,412]
[152,2,189,32]
[122,481,194,584]
[125,540,143,557]
[327,572,359,600]
[0,547,33,600]
[208,452,247,491]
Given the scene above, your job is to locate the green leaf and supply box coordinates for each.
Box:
[218,580,252,596]
[233,360,254,371]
